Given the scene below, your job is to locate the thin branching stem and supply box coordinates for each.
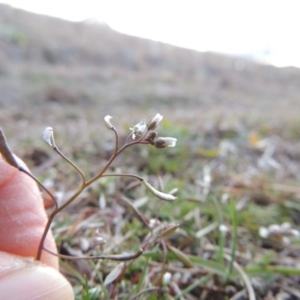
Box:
[19,167,58,210]
[101,173,143,181]
[43,246,143,261]
[37,182,86,260]
[36,146,87,260]
[112,127,118,154]
[54,146,86,184]
[125,132,134,145]
[37,132,148,260]
[86,133,148,186]
[120,196,150,228]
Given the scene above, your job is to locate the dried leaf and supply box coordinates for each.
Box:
[0,128,19,168]
[167,245,194,268]
[104,262,124,286]
[159,223,179,238]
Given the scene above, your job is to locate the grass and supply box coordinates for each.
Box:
[28,119,299,300]
[3,105,300,299]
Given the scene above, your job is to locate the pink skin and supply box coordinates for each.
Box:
[0,155,58,268]
[0,155,74,299]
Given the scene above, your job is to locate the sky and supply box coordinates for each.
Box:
[1,0,300,68]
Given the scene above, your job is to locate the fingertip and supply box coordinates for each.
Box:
[0,265,74,300]
[0,157,59,269]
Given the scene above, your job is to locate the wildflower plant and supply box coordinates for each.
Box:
[0,113,178,264]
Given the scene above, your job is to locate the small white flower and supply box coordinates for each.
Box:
[219,224,229,233]
[162,272,172,285]
[291,229,300,237]
[149,218,160,228]
[269,224,280,233]
[281,222,291,229]
[154,137,177,148]
[43,127,56,147]
[92,236,106,245]
[104,115,113,129]
[130,120,147,139]
[147,113,163,130]
[259,227,269,238]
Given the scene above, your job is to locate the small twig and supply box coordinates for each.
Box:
[54,146,86,183]
[119,196,150,228]
[37,182,86,260]
[43,246,144,261]
[19,167,58,210]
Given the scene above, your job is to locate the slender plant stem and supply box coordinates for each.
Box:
[112,127,118,154]
[211,195,224,264]
[223,253,256,300]
[225,198,238,282]
[37,128,149,261]
[37,182,86,260]
[54,147,86,183]
[43,246,143,261]
[119,196,150,228]
[86,135,147,186]
[19,167,58,210]
[102,173,143,180]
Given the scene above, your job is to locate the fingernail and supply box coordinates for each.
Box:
[0,265,74,300]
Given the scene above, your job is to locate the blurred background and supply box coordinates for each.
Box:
[1,1,300,142]
[2,0,300,67]
[1,0,300,181]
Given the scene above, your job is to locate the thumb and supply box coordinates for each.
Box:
[0,251,73,300]
[0,155,57,268]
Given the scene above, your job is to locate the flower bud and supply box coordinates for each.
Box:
[162,272,172,285]
[159,223,179,238]
[153,137,177,148]
[130,120,147,139]
[147,113,163,131]
[43,127,56,147]
[104,115,114,129]
[144,131,158,144]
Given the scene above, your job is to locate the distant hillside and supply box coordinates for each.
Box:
[0,3,300,139]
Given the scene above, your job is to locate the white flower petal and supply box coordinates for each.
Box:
[104,115,113,129]
[162,272,172,285]
[152,113,163,123]
[43,127,55,147]
[130,120,146,139]
[259,227,269,238]
[147,113,163,130]
[154,137,177,148]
